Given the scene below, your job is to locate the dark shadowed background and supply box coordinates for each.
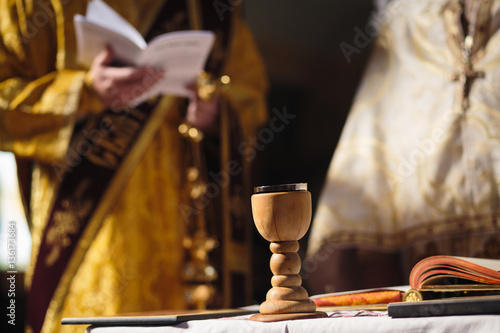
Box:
[243,0,375,303]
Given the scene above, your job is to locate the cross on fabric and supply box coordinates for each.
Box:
[451,62,484,111]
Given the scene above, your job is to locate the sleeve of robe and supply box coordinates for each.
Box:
[0,0,105,164]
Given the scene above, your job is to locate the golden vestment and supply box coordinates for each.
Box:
[307,0,500,281]
[0,1,268,332]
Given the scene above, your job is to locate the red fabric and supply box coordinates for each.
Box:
[313,290,403,307]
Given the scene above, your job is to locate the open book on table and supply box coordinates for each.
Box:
[311,256,500,310]
[387,256,500,318]
[310,256,500,318]
[74,0,215,105]
[408,255,500,293]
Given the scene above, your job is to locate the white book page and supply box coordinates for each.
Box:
[74,15,142,67]
[456,256,500,272]
[85,0,146,49]
[131,31,215,104]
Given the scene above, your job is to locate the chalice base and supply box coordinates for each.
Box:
[249,311,328,322]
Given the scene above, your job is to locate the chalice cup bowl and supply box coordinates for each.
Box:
[250,183,327,322]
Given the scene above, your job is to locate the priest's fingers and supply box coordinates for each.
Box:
[89,45,166,108]
[91,45,142,81]
[93,45,114,67]
[107,72,165,107]
[186,95,219,131]
[92,66,165,107]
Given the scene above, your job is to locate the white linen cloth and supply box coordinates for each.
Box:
[86,313,500,333]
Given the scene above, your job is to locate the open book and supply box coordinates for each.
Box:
[409,255,500,291]
[311,256,500,311]
[386,256,500,317]
[74,0,215,105]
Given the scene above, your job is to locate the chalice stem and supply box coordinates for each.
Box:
[259,240,316,315]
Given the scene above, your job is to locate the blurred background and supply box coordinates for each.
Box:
[0,0,376,326]
[246,0,374,212]
[245,0,375,300]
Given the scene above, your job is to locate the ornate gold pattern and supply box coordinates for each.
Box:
[45,179,92,266]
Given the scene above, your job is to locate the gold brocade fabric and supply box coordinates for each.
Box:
[308,0,500,265]
[0,1,268,333]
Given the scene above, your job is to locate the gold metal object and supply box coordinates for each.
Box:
[403,289,423,302]
[178,122,204,142]
[179,109,219,309]
[196,71,231,102]
[220,75,230,85]
[179,69,235,309]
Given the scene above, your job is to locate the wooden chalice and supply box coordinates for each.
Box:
[250,183,327,322]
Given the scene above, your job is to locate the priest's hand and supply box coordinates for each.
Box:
[186,87,220,131]
[88,46,165,109]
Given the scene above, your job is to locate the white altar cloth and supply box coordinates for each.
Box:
[86,312,500,333]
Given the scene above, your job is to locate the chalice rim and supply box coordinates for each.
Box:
[254,183,307,194]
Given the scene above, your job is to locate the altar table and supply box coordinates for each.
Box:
[84,311,500,333]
